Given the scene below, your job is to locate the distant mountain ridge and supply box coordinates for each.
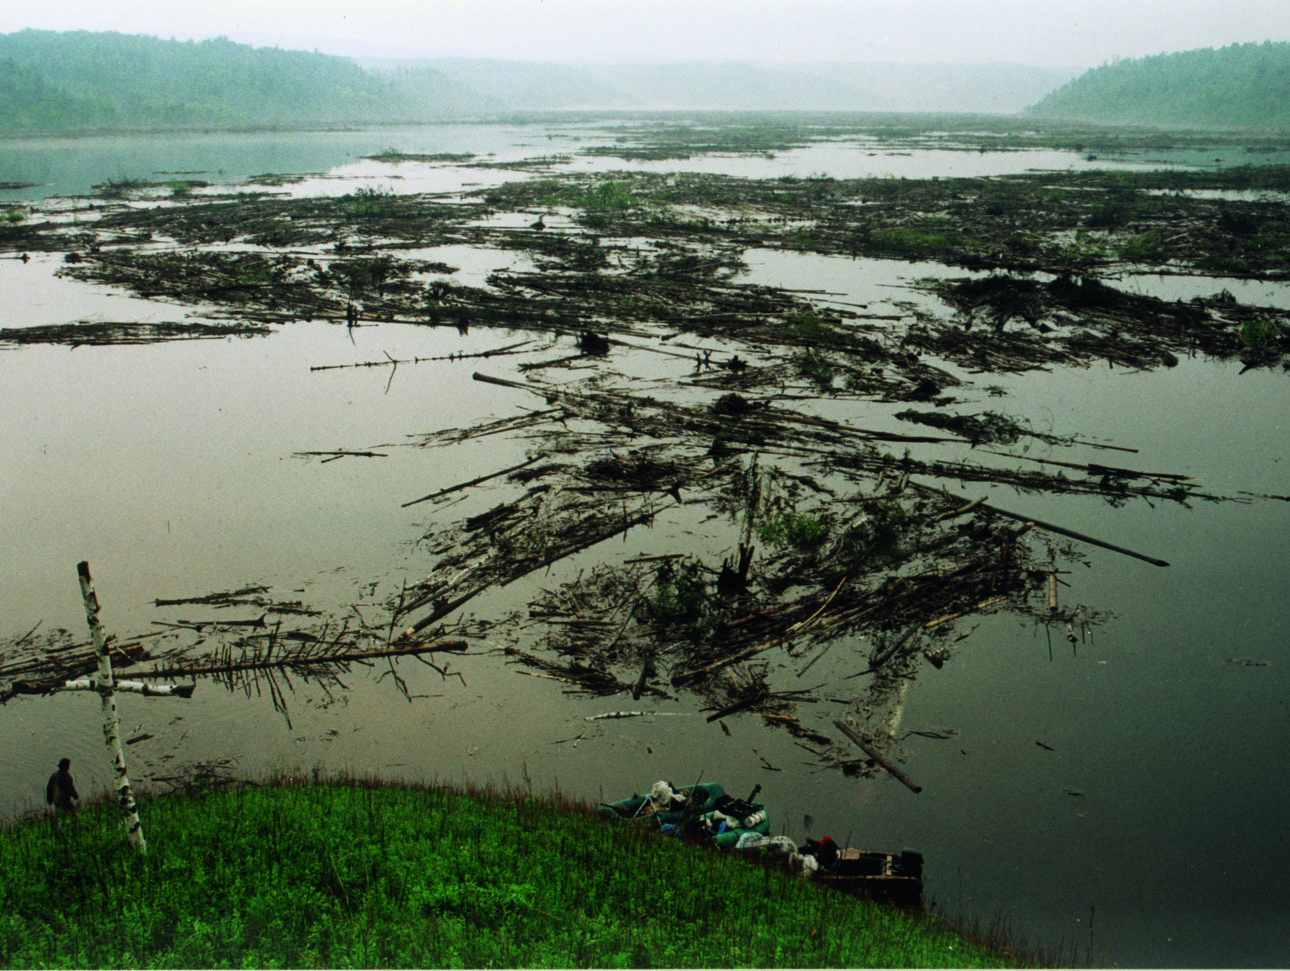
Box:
[0,28,1079,135]
[0,30,492,132]
[373,57,1078,113]
[1027,41,1290,129]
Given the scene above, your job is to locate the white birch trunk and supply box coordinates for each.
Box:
[77,561,147,854]
[59,679,195,697]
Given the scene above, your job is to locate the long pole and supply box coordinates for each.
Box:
[77,561,147,853]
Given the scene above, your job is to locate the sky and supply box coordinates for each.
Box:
[2,0,1289,67]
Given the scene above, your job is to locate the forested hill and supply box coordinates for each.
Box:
[0,30,495,132]
[1,29,1083,134]
[1027,41,1290,130]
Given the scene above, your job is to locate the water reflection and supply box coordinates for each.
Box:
[3,117,1221,206]
[3,118,1290,969]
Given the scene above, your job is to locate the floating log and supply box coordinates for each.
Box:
[833,720,923,794]
[0,641,147,683]
[294,450,388,462]
[922,595,1010,630]
[175,614,267,629]
[143,638,469,679]
[795,641,834,679]
[981,504,1170,567]
[154,585,270,607]
[789,575,848,635]
[868,624,921,668]
[310,338,534,371]
[982,450,1192,482]
[60,679,195,698]
[402,455,541,508]
[930,495,987,522]
[910,480,1170,567]
[473,370,566,398]
[705,691,768,722]
[401,501,669,639]
[585,710,647,721]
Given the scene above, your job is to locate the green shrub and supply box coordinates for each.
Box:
[647,558,711,630]
[577,180,639,210]
[1119,231,1164,262]
[759,511,827,549]
[1237,317,1284,349]
[345,186,396,218]
[840,500,911,570]
[796,352,836,388]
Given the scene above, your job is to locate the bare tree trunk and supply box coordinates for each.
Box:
[77,561,147,854]
[60,679,194,697]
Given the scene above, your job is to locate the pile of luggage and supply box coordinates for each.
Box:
[599,779,924,903]
[597,780,769,848]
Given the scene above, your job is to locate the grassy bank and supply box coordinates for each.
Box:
[0,778,1028,968]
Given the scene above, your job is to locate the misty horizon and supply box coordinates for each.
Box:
[2,0,1289,70]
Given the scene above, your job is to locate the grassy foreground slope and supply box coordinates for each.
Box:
[1028,41,1290,130]
[0,780,1024,968]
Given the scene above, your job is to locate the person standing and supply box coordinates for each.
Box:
[46,758,79,813]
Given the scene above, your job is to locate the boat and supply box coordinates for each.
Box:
[599,781,921,902]
[799,837,924,903]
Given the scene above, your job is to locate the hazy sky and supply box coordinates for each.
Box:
[2,0,1289,66]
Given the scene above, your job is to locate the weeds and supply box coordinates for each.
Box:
[839,501,911,571]
[796,351,837,388]
[646,558,714,638]
[895,409,1029,447]
[346,186,397,218]
[784,308,837,342]
[870,227,958,257]
[0,780,1023,968]
[1237,316,1285,348]
[1118,231,1165,263]
[758,511,827,549]
[576,180,639,211]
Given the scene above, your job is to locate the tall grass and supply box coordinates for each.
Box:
[0,779,1028,968]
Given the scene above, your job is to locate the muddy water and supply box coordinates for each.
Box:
[3,122,1290,968]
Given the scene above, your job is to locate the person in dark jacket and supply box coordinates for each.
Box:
[46,758,79,812]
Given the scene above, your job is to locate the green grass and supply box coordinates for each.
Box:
[645,558,717,642]
[796,351,837,388]
[784,308,837,342]
[345,185,398,218]
[1117,231,1165,263]
[1236,317,1285,349]
[575,180,640,211]
[0,779,1028,968]
[759,511,828,549]
[839,499,913,572]
[869,227,958,257]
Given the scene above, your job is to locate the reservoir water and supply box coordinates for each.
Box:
[3,120,1288,968]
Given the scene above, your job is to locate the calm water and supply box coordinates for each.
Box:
[0,117,1199,201]
[3,121,1289,968]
